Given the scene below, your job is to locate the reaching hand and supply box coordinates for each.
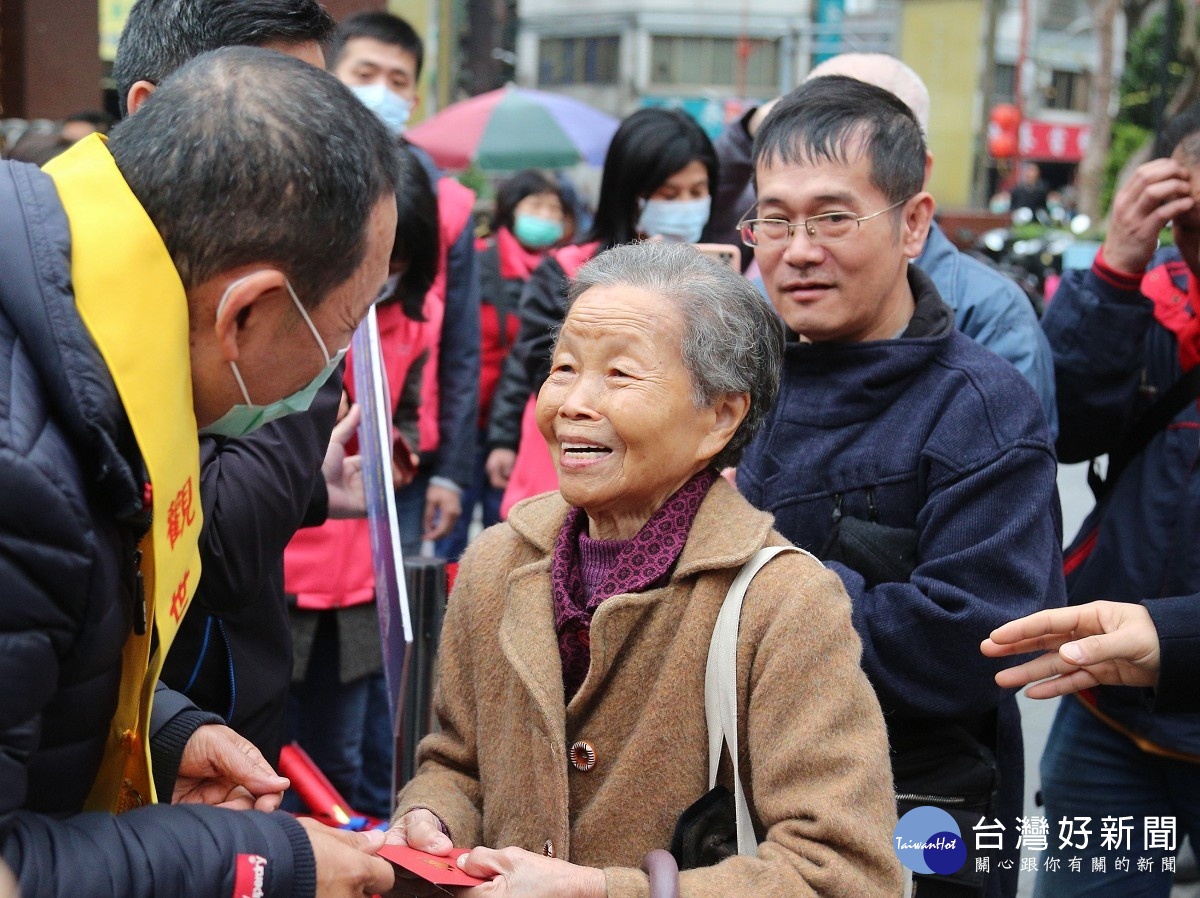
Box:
[981,601,1161,699]
[381,809,454,898]
[485,448,516,490]
[299,818,397,898]
[1102,158,1194,274]
[422,483,462,542]
[172,724,289,811]
[325,404,366,519]
[453,846,606,898]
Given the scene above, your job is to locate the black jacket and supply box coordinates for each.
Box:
[0,159,315,898]
[486,252,578,451]
[160,374,340,765]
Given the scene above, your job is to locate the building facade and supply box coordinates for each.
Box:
[516,0,898,134]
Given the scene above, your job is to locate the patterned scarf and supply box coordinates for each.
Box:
[550,469,718,701]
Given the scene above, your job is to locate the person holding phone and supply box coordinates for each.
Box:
[487,108,723,514]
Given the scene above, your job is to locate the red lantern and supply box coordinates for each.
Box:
[988,130,1019,159]
[990,103,1021,132]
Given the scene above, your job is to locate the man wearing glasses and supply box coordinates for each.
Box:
[735,76,1064,898]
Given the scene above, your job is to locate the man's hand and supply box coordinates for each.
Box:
[172,724,289,811]
[981,601,1162,699]
[298,818,396,898]
[485,448,516,490]
[422,483,462,541]
[1102,157,1195,274]
[325,404,366,519]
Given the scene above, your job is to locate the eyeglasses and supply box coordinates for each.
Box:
[738,196,913,248]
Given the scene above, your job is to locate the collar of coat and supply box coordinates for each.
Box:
[506,475,777,580]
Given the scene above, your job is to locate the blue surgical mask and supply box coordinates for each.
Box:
[636,195,712,243]
[348,82,413,135]
[199,276,347,439]
[513,214,564,249]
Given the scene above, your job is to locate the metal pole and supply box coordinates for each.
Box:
[393,557,448,793]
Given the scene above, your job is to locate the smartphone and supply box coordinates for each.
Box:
[393,429,418,479]
[693,243,741,271]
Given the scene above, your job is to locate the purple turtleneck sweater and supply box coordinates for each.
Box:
[550,469,718,701]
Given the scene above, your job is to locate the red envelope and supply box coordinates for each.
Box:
[377,844,489,887]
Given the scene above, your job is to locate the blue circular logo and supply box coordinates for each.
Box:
[893,806,967,875]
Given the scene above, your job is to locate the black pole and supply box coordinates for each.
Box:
[393,556,448,800]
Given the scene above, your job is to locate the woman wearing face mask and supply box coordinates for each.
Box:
[487,108,719,514]
[437,170,570,561]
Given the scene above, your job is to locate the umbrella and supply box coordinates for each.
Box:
[405,84,619,171]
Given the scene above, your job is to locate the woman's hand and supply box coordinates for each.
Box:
[454,846,606,898]
[382,809,455,898]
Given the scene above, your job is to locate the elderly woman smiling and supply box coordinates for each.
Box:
[386,242,902,897]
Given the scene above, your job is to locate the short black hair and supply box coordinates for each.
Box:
[389,143,438,321]
[327,11,424,80]
[113,0,336,116]
[753,75,925,207]
[492,169,565,233]
[1155,103,1200,162]
[587,107,718,249]
[108,46,399,308]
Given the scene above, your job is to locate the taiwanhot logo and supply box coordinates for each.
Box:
[893,806,967,876]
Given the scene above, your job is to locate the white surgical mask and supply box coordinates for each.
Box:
[199,276,346,439]
[348,82,413,135]
[636,195,712,244]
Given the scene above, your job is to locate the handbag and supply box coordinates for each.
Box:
[650,547,801,895]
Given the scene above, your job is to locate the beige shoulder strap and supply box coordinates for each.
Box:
[704,545,807,857]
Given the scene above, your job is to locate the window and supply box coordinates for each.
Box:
[539,36,620,85]
[992,64,1016,106]
[1045,69,1089,112]
[650,36,779,91]
[1041,0,1087,30]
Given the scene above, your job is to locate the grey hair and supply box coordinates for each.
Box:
[565,241,784,470]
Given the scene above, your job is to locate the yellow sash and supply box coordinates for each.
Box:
[44,135,203,811]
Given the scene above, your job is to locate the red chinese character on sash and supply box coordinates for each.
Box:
[166,477,196,549]
[169,570,191,622]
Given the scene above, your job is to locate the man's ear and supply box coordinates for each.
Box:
[211,269,289,363]
[125,81,157,115]
[901,192,936,259]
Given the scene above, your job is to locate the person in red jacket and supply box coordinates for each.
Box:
[438,170,570,560]
[283,143,439,819]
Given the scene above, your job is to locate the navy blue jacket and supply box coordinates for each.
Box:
[1145,595,1200,713]
[739,267,1064,890]
[0,160,315,898]
[1046,250,1200,753]
[160,373,340,765]
[710,112,1058,431]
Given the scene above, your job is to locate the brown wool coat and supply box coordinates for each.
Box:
[397,479,904,897]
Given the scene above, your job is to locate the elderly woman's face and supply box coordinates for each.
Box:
[536,285,729,537]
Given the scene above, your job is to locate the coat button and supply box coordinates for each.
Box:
[543,839,555,858]
[570,740,597,772]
